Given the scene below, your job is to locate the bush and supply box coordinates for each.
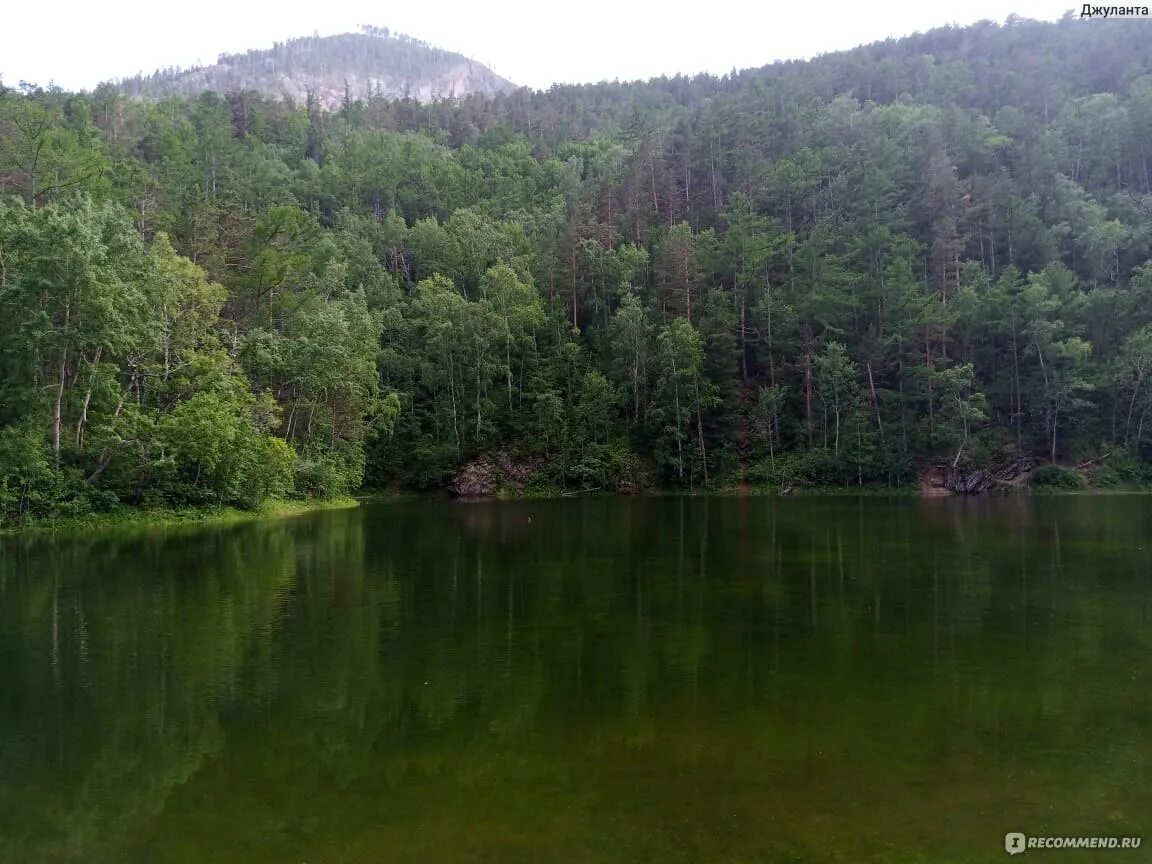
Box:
[570,441,649,492]
[153,387,299,508]
[293,450,364,499]
[388,440,459,490]
[235,436,297,507]
[1030,464,1087,490]
[1089,456,1152,489]
[0,421,108,523]
[747,448,910,490]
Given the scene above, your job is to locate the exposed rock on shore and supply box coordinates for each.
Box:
[919,460,1034,495]
[448,452,544,498]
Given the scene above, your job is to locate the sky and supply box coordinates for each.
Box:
[2,0,1077,92]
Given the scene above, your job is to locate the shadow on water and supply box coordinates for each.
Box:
[1,496,1150,863]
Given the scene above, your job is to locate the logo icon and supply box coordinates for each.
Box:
[1006,832,1027,855]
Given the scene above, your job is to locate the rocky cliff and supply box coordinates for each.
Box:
[113,29,516,107]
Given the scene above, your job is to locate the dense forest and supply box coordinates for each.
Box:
[4,13,1152,522]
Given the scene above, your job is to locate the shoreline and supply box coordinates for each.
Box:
[0,498,360,539]
[7,485,1152,536]
[363,483,1152,502]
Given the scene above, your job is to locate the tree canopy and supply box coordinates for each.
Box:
[5,14,1152,520]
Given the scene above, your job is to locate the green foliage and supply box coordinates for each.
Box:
[570,441,649,492]
[0,87,110,204]
[9,15,1152,518]
[1088,457,1152,489]
[294,451,364,500]
[0,420,77,517]
[1030,464,1087,490]
[749,445,907,490]
[156,386,294,507]
[0,197,331,523]
[748,450,834,489]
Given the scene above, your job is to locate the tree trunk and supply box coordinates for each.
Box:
[925,337,934,438]
[570,246,578,331]
[693,373,708,486]
[86,370,135,485]
[505,325,514,412]
[75,347,102,449]
[1011,327,1023,453]
[447,349,460,457]
[952,397,968,468]
[1125,374,1144,445]
[672,370,684,481]
[739,291,747,383]
[632,350,642,425]
[475,345,483,442]
[52,301,71,466]
[1035,343,1052,459]
[867,362,884,443]
[803,341,814,448]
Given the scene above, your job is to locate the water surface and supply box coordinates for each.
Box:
[2,496,1150,863]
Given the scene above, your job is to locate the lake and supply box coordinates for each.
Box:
[1,496,1149,863]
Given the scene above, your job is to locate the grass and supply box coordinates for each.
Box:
[0,497,359,538]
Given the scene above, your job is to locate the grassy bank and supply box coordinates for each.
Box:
[0,497,359,538]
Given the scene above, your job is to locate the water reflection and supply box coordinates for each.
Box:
[1,497,1150,863]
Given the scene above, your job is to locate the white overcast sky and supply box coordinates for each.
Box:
[2,0,1076,92]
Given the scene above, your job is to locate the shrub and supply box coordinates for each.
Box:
[293,449,363,500]
[0,421,105,523]
[1090,457,1152,489]
[747,448,910,490]
[570,441,649,492]
[154,387,298,508]
[394,440,460,490]
[1030,464,1086,490]
[236,436,297,507]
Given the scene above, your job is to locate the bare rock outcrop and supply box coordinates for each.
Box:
[920,459,1034,495]
[448,452,544,498]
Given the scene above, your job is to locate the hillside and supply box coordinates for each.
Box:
[5,15,1152,522]
[113,27,516,107]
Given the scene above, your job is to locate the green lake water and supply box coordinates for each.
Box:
[1,496,1150,863]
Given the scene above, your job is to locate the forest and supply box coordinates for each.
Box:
[3,13,1152,522]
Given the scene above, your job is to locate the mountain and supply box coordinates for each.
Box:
[113,27,516,107]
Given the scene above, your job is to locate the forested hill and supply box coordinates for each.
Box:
[416,12,1152,145]
[113,28,515,108]
[4,14,1152,523]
